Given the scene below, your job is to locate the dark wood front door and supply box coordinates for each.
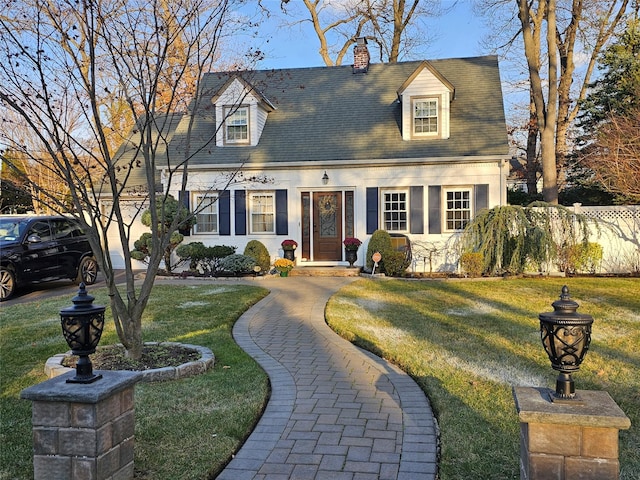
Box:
[313,192,342,261]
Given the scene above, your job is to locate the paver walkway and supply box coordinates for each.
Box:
[217,276,438,480]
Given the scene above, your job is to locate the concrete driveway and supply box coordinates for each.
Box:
[2,270,128,306]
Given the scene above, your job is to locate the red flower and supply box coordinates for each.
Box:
[343,237,362,249]
[281,239,298,249]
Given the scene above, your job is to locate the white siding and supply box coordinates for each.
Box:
[161,159,505,272]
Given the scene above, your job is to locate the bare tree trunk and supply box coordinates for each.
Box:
[526,95,540,194]
[0,0,245,360]
[288,0,438,65]
[554,0,629,190]
[518,0,559,203]
[543,0,559,203]
[487,0,629,203]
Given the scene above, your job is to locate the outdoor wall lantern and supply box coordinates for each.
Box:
[539,285,593,403]
[60,283,106,384]
[322,171,329,185]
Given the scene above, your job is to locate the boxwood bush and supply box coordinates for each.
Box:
[243,240,271,274]
[366,230,391,272]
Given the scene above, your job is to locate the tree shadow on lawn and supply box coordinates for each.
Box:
[330,277,639,479]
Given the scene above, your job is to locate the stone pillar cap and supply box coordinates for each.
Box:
[21,370,142,404]
[513,386,631,430]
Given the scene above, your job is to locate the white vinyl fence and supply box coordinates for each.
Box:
[574,204,640,274]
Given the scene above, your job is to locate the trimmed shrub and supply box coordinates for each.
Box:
[364,230,410,276]
[130,231,184,273]
[562,242,603,274]
[460,252,484,277]
[176,242,236,275]
[243,240,271,273]
[366,230,393,272]
[176,242,206,270]
[383,250,410,277]
[219,254,256,275]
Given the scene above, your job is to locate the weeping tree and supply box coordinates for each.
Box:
[459,203,596,275]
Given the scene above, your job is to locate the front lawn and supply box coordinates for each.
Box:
[0,284,269,480]
[326,277,639,480]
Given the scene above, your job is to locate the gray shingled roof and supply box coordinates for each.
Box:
[116,56,508,187]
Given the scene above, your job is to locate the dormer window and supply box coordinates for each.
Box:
[212,76,275,147]
[397,61,454,141]
[225,106,249,144]
[413,98,439,136]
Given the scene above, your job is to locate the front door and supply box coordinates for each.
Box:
[313,192,342,261]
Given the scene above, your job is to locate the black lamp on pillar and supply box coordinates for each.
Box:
[539,285,593,403]
[60,283,105,384]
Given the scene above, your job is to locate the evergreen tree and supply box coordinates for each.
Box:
[576,17,640,203]
[579,18,640,134]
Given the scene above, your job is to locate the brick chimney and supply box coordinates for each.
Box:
[352,37,370,74]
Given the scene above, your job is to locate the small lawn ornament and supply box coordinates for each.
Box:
[371,251,382,276]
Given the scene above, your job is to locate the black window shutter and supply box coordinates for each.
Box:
[219,190,231,235]
[235,190,246,235]
[178,190,190,236]
[410,186,424,234]
[428,186,441,234]
[366,187,378,234]
[275,189,288,235]
[475,184,489,212]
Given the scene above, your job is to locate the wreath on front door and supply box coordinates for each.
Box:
[318,195,337,217]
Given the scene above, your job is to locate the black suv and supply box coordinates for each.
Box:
[0,215,98,301]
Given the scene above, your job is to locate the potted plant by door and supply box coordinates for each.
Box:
[274,258,295,277]
[281,239,297,261]
[343,237,362,267]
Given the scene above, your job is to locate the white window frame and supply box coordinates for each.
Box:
[382,189,409,232]
[412,97,439,137]
[249,192,275,234]
[444,187,472,232]
[194,193,219,234]
[224,105,249,144]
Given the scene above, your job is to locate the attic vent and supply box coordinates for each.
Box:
[353,37,370,74]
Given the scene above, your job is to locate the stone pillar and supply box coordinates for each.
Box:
[21,370,141,480]
[513,387,631,480]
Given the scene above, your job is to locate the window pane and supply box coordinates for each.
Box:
[250,193,275,233]
[195,195,218,233]
[226,107,248,141]
[28,221,53,241]
[414,100,438,134]
[345,191,354,238]
[383,191,408,231]
[53,219,81,239]
[445,189,471,231]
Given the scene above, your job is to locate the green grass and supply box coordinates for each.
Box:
[3,278,638,479]
[0,284,269,480]
[326,277,640,480]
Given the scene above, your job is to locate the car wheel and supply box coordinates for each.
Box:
[76,257,98,285]
[0,268,16,301]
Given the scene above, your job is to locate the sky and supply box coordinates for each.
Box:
[242,1,492,71]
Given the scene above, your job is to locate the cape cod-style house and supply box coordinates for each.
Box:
[111,39,509,272]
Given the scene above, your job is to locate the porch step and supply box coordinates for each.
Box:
[289,266,362,277]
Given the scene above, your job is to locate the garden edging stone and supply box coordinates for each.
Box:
[44,342,215,382]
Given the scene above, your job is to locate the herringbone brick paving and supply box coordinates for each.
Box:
[216,276,438,480]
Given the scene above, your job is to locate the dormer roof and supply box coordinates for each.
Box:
[397,60,455,100]
[210,74,276,112]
